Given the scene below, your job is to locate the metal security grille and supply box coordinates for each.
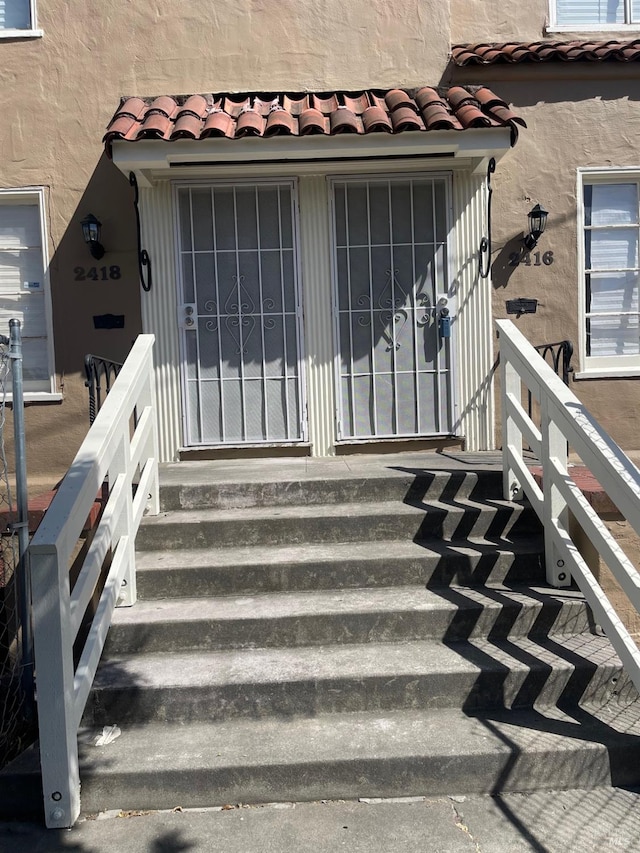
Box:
[177,182,305,446]
[331,176,454,440]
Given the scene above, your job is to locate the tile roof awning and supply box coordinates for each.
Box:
[452,39,640,65]
[104,86,525,171]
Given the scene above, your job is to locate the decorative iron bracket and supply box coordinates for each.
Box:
[129,171,152,292]
[478,157,496,279]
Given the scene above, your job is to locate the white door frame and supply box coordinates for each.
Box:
[172,177,308,448]
[328,171,458,443]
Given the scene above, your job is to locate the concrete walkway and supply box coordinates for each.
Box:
[2,788,640,853]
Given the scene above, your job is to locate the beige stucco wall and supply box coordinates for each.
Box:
[0,0,451,486]
[451,0,551,43]
[451,0,639,43]
[3,0,640,483]
[448,61,640,452]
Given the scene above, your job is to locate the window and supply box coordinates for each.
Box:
[0,0,41,37]
[0,189,56,396]
[552,0,640,28]
[579,172,640,375]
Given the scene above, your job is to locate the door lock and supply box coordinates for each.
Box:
[180,304,196,329]
[439,306,451,338]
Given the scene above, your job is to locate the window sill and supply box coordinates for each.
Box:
[4,392,63,404]
[574,369,640,379]
[0,28,43,39]
[546,25,640,34]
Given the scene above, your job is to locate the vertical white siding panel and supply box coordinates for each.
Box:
[453,171,494,451]
[139,182,182,462]
[298,176,336,456]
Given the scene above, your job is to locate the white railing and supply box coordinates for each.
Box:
[498,319,640,697]
[30,335,159,829]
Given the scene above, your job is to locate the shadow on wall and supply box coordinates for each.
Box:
[49,154,144,380]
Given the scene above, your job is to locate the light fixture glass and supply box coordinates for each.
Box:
[81,214,105,259]
[524,204,548,250]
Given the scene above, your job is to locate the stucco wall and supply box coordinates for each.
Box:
[451,0,551,43]
[451,0,639,43]
[0,0,451,485]
[3,0,640,481]
[452,66,640,451]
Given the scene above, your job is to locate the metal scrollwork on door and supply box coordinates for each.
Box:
[354,269,434,350]
[204,300,218,332]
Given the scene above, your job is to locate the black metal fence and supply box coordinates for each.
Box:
[84,354,123,425]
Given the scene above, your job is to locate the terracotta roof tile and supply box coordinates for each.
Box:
[298,107,327,135]
[362,105,393,133]
[104,86,526,151]
[452,39,640,65]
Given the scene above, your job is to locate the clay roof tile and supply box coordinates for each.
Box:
[361,105,393,132]
[390,106,424,131]
[201,110,235,139]
[104,86,525,153]
[171,113,203,140]
[264,107,297,136]
[235,109,265,137]
[330,107,361,134]
[452,38,640,64]
[298,107,327,135]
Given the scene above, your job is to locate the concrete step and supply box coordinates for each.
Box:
[136,498,542,552]
[158,465,506,511]
[67,703,640,812]
[85,633,635,725]
[105,586,589,654]
[5,703,640,821]
[135,537,546,599]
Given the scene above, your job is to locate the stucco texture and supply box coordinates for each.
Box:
[451,0,640,43]
[0,0,451,482]
[475,70,640,450]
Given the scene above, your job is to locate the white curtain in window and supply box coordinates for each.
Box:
[584,181,640,358]
[0,202,49,391]
[556,0,624,25]
[0,0,31,29]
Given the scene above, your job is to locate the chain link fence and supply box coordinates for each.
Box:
[0,336,32,768]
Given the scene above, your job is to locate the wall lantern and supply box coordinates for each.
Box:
[81,214,105,260]
[523,204,548,251]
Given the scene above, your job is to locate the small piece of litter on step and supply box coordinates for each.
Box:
[449,795,467,803]
[94,725,121,746]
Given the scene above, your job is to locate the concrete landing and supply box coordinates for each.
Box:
[3,787,640,852]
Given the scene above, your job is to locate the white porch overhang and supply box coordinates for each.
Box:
[111,128,514,186]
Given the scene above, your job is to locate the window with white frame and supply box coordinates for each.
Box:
[0,0,39,35]
[552,0,640,28]
[0,189,56,395]
[580,173,640,374]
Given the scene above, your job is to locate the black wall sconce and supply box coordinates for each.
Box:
[81,214,105,259]
[523,204,548,250]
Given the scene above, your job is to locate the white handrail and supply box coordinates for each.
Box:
[498,319,640,694]
[30,335,159,829]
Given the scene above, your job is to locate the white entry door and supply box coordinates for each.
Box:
[331,175,455,440]
[176,182,306,446]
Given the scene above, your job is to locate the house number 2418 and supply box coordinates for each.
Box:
[74,265,122,281]
[508,250,554,267]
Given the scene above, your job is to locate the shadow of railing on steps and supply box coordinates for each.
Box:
[392,462,640,852]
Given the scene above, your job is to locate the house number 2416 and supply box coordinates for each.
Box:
[508,250,554,267]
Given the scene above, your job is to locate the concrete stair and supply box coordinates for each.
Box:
[6,453,640,818]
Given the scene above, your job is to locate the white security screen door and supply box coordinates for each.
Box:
[176,182,306,446]
[331,175,455,440]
